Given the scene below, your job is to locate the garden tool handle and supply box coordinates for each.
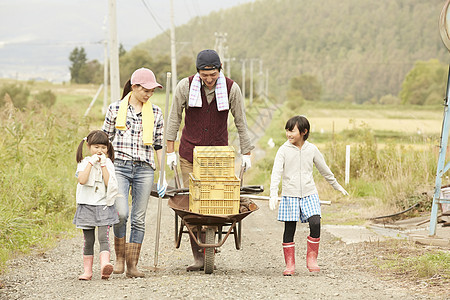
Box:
[173,163,182,189]
[239,166,246,187]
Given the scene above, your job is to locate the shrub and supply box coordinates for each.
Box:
[0,84,30,109]
[35,90,57,108]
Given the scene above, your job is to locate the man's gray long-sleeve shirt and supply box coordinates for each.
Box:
[166,76,254,155]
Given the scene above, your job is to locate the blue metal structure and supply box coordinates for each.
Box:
[430,0,450,235]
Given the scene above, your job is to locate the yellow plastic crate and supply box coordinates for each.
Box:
[193,146,235,180]
[189,173,240,215]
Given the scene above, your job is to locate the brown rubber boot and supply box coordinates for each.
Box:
[100,251,114,280]
[113,236,126,274]
[186,234,204,271]
[306,236,320,272]
[126,243,145,278]
[78,255,94,280]
[282,242,295,276]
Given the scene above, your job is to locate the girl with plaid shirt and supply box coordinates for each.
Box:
[269,115,348,275]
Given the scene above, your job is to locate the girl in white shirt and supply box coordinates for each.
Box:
[73,130,119,280]
[270,116,348,275]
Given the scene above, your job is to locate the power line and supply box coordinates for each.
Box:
[141,0,170,37]
[192,0,202,16]
[1,41,104,47]
[183,0,193,19]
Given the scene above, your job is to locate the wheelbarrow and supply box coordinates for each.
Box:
[167,167,261,274]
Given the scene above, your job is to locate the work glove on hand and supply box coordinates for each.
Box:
[99,153,107,167]
[269,195,279,211]
[337,185,349,196]
[166,152,177,170]
[241,154,252,170]
[88,154,99,166]
[157,172,168,198]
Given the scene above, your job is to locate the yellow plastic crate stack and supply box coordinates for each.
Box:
[189,146,240,215]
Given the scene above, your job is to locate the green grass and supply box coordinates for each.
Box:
[0,100,82,272]
[376,245,450,282]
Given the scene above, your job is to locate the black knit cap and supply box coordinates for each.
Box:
[196,49,221,70]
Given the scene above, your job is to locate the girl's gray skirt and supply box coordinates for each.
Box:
[73,204,119,230]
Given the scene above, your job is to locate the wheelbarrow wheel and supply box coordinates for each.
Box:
[204,227,215,274]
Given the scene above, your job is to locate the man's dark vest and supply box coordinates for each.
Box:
[179,75,234,163]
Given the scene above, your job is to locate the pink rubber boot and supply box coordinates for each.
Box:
[282,242,295,276]
[100,251,114,279]
[79,255,93,280]
[306,236,320,272]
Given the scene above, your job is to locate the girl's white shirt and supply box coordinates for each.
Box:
[75,156,119,206]
[270,140,344,198]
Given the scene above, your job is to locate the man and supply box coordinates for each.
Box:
[166,49,254,271]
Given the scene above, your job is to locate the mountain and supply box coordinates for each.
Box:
[137,0,449,103]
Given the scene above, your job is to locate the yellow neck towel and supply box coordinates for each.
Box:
[115,92,154,146]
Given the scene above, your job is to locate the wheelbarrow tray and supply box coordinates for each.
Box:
[168,194,258,249]
[168,194,256,225]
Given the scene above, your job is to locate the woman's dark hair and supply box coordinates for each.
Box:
[285,115,310,140]
[122,79,132,99]
[76,130,114,163]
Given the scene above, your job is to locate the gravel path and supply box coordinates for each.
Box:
[0,196,440,300]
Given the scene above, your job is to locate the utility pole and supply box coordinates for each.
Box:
[170,0,177,95]
[102,39,108,114]
[108,0,120,103]
[102,18,108,114]
[241,59,246,101]
[257,59,264,98]
[226,57,235,78]
[214,32,227,70]
[265,68,269,98]
[249,59,254,106]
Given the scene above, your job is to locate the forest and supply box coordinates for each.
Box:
[135,0,449,103]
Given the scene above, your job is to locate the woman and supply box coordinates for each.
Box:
[102,67,166,278]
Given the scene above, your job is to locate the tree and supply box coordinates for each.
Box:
[289,74,322,101]
[399,59,447,105]
[119,43,126,57]
[119,48,154,86]
[79,60,103,85]
[69,47,88,84]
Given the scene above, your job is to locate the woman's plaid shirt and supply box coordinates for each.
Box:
[102,100,164,169]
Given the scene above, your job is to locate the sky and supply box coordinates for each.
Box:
[0,0,253,82]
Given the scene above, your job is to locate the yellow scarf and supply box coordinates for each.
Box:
[115,92,154,146]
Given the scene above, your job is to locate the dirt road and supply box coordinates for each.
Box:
[0,196,443,300]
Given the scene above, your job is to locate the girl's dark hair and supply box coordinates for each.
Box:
[122,79,132,99]
[76,130,114,163]
[285,115,310,140]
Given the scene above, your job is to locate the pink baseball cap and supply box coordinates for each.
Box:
[131,68,163,89]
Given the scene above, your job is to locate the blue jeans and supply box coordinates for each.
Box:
[114,159,154,244]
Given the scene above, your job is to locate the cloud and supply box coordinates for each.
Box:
[0,35,38,48]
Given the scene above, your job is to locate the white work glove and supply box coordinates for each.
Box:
[337,185,349,196]
[241,154,252,170]
[166,152,177,169]
[88,154,99,166]
[157,172,168,198]
[269,196,279,211]
[99,153,107,167]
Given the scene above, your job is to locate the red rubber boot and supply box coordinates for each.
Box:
[306,236,320,272]
[282,242,295,276]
